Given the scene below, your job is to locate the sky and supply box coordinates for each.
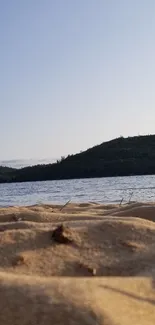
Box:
[0,0,155,161]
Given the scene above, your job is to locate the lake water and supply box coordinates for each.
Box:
[0,175,155,207]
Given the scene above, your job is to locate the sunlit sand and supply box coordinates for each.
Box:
[0,202,155,324]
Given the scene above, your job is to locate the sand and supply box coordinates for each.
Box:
[0,201,155,324]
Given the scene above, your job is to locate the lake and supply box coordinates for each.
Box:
[0,175,155,207]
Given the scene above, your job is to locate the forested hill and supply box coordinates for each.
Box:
[1,135,155,183]
[0,166,16,183]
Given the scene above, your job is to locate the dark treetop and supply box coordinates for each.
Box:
[1,134,155,183]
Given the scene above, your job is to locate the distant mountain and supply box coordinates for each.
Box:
[0,158,56,169]
[1,135,155,183]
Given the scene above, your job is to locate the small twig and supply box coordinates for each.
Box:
[128,192,133,204]
[60,199,71,211]
[119,197,124,206]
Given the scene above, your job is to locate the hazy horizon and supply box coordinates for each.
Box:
[1,1,155,160]
[0,158,57,169]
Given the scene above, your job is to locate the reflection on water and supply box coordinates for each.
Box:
[0,175,155,207]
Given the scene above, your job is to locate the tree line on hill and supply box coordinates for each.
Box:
[1,134,155,183]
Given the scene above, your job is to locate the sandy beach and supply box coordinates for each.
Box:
[0,202,155,324]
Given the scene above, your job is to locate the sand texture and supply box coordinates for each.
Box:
[0,201,155,324]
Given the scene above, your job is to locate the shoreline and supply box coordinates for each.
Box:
[1,172,155,185]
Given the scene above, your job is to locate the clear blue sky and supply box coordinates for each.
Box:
[0,0,155,160]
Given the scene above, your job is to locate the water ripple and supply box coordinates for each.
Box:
[0,175,155,206]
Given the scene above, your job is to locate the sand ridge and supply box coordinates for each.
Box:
[0,201,155,324]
